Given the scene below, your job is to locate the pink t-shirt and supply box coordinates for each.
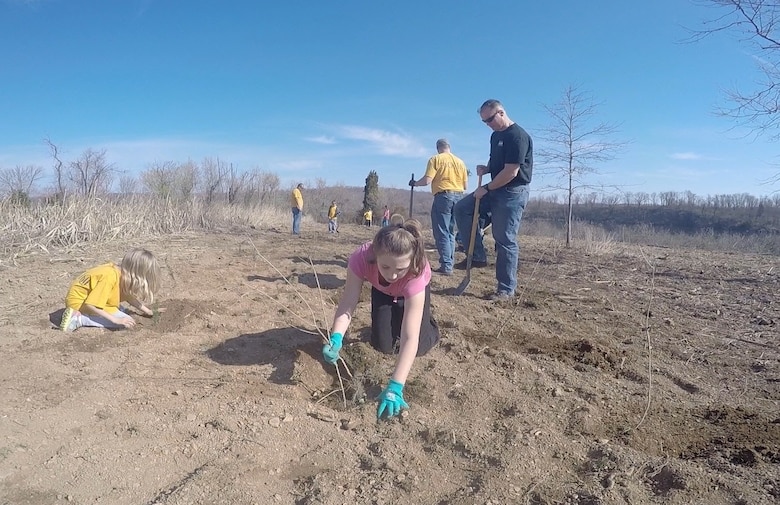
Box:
[348,242,431,299]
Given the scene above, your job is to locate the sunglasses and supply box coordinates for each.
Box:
[482,110,501,124]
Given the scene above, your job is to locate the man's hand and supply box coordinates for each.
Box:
[408,178,416,187]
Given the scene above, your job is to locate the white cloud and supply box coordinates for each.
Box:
[2,0,49,7]
[305,135,337,145]
[669,152,704,161]
[337,125,427,157]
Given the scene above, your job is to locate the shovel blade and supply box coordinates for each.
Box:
[454,271,471,296]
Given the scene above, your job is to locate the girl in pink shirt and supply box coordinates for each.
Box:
[322,220,440,419]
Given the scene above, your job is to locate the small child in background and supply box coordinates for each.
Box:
[327,200,339,233]
[322,219,440,419]
[59,248,163,332]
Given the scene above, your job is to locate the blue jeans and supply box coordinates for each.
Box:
[292,208,301,234]
[431,191,463,271]
[79,308,134,329]
[328,218,337,232]
[454,185,530,295]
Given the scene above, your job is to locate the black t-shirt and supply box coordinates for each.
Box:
[488,123,533,186]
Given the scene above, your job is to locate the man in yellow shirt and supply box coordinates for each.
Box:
[328,200,339,233]
[363,208,373,227]
[291,183,303,235]
[410,138,468,275]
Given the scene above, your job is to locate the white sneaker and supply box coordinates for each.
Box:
[60,307,82,332]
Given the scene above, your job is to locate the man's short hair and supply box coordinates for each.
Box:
[436,138,449,149]
[480,99,503,112]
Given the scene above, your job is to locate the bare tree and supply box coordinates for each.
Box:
[258,170,280,203]
[201,157,229,204]
[68,148,116,196]
[118,175,137,196]
[0,164,44,198]
[175,160,198,201]
[44,136,66,196]
[141,160,178,198]
[690,1,780,139]
[241,168,281,206]
[225,163,249,205]
[537,85,628,246]
[142,160,199,201]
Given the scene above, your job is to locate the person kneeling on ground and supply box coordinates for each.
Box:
[322,219,440,419]
[59,248,165,332]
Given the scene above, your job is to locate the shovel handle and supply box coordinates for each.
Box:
[409,173,415,219]
[464,174,483,271]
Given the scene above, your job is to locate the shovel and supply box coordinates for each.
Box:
[455,174,483,296]
[408,172,414,219]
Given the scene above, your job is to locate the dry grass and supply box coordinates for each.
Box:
[577,223,620,255]
[0,195,292,261]
[2,194,777,266]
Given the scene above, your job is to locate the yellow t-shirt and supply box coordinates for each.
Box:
[424,152,468,195]
[328,205,338,219]
[364,209,373,221]
[65,263,122,313]
[291,188,303,209]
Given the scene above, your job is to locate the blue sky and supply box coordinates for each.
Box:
[1,0,777,198]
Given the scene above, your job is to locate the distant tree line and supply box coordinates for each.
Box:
[532,190,780,209]
[0,139,282,207]
[2,138,778,239]
[527,192,780,235]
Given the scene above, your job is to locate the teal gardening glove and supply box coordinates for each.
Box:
[322,332,343,365]
[377,379,409,419]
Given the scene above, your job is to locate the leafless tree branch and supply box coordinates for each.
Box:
[44,136,66,196]
[688,1,780,140]
[0,164,44,197]
[536,85,630,245]
[68,148,116,196]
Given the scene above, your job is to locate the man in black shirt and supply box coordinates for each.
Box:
[454,99,532,301]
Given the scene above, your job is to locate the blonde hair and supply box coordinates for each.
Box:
[370,219,427,277]
[119,248,161,303]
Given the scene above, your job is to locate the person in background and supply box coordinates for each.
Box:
[322,220,440,419]
[291,183,304,235]
[453,99,533,301]
[363,208,373,227]
[328,200,339,233]
[410,138,468,276]
[59,248,164,332]
[382,205,391,227]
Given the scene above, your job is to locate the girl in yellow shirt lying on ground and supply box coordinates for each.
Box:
[60,248,163,331]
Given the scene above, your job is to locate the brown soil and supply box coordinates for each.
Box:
[1,223,778,504]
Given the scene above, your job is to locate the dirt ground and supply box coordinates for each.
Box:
[1,220,778,505]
